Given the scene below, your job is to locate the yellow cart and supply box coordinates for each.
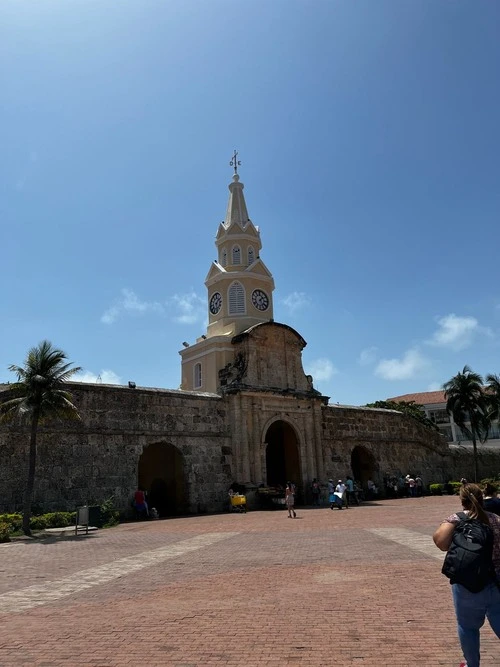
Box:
[229,494,247,513]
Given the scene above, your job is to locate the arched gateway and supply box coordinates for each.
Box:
[138,442,187,517]
[351,445,376,487]
[264,420,301,492]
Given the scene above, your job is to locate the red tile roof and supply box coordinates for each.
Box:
[387,390,446,405]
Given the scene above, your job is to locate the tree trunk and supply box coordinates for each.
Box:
[22,411,40,536]
[472,434,478,483]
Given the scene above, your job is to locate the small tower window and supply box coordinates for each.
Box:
[194,363,202,389]
[232,245,241,265]
[221,248,227,266]
[228,281,245,315]
[247,246,255,265]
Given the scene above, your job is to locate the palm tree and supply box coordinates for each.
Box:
[0,341,81,535]
[486,373,500,433]
[443,365,490,482]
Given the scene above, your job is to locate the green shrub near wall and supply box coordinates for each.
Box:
[430,484,444,495]
[30,512,76,530]
[0,521,11,542]
[0,512,76,535]
[0,514,23,532]
[0,500,120,538]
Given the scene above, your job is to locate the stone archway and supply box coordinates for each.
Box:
[138,442,186,517]
[264,420,302,493]
[351,446,376,488]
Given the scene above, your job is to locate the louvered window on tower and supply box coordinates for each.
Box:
[221,249,227,266]
[194,363,202,388]
[228,282,245,314]
[247,247,254,265]
[232,246,241,265]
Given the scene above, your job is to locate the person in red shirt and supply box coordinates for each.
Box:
[134,488,149,517]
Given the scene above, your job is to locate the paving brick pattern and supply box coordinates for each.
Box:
[0,496,498,666]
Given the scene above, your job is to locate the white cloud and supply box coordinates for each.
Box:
[72,369,122,385]
[426,314,491,351]
[101,289,164,324]
[281,291,310,314]
[306,358,338,382]
[375,348,430,381]
[168,291,205,325]
[358,346,378,366]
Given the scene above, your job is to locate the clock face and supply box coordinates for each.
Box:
[251,289,269,311]
[209,292,222,315]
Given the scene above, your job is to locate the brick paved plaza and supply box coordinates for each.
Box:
[0,496,498,666]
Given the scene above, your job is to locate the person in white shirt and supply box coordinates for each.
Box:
[334,480,346,510]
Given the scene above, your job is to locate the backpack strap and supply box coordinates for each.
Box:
[456,511,469,522]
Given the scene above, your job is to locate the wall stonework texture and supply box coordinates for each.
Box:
[1,322,498,515]
[0,384,231,515]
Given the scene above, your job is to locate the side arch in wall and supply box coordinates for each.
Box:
[351,445,376,488]
[138,442,187,517]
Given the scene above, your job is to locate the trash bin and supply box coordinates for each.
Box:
[88,505,102,528]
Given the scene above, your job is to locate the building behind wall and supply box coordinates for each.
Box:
[389,390,500,448]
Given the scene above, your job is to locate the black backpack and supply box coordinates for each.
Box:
[442,512,496,593]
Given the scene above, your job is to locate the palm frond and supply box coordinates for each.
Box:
[1,340,81,423]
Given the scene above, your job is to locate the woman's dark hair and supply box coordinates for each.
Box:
[460,483,489,524]
[483,482,498,498]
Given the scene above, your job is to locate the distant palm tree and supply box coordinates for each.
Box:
[0,341,81,535]
[486,373,500,431]
[443,365,490,482]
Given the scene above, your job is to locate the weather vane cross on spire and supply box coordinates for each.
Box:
[229,149,241,175]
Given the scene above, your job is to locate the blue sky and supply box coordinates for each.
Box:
[1,0,499,405]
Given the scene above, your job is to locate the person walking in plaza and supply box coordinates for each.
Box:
[328,478,336,510]
[345,475,358,506]
[337,479,348,508]
[133,488,149,518]
[405,473,411,497]
[285,481,296,518]
[334,479,346,510]
[311,477,321,506]
[433,483,500,667]
[415,475,423,497]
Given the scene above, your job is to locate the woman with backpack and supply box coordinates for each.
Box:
[433,483,500,667]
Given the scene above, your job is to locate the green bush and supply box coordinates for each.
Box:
[100,497,119,528]
[430,484,444,495]
[44,512,75,528]
[448,482,462,495]
[0,511,77,533]
[0,514,22,532]
[29,515,50,530]
[0,521,11,543]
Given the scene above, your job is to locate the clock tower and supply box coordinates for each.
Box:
[180,156,275,392]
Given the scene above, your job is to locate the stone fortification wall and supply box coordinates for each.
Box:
[447,445,500,483]
[0,383,231,515]
[321,405,450,487]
